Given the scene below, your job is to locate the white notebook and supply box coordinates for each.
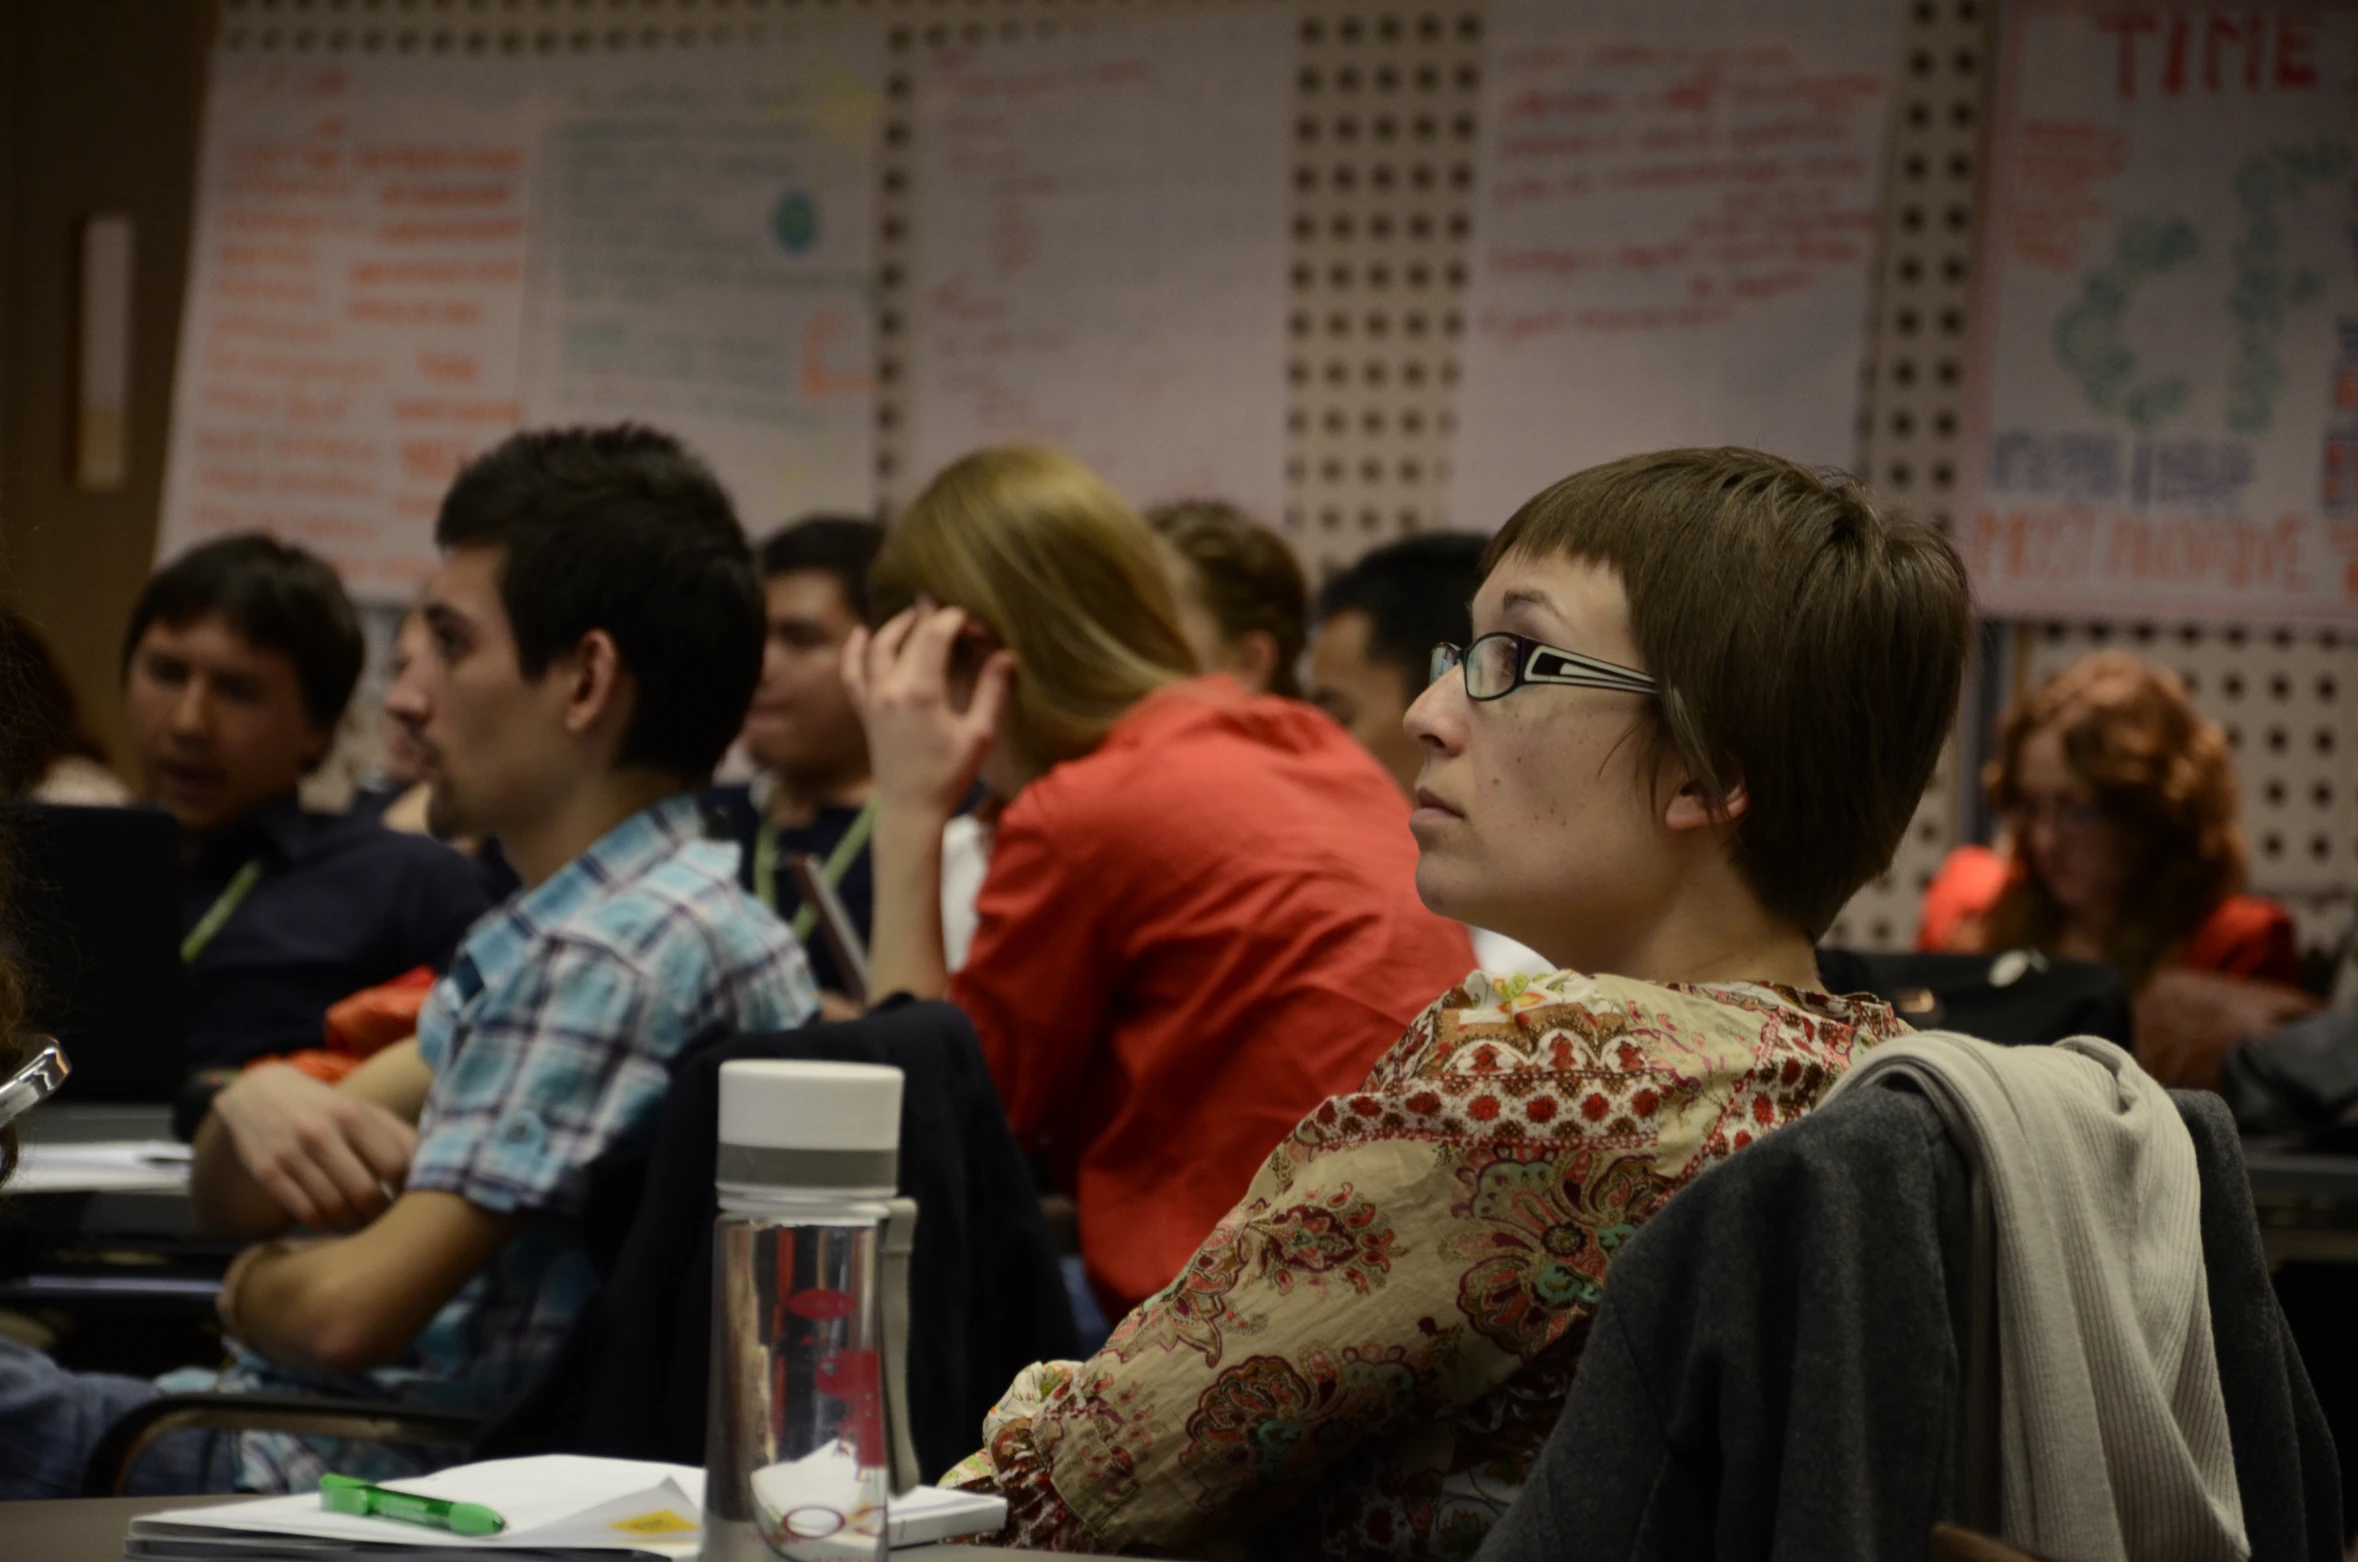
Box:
[129,1454,1007,1557]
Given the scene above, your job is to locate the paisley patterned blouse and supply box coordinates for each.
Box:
[945,968,1908,1559]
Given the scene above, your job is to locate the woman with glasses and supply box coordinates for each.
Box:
[876,447,1970,1557]
[1918,650,2316,1086]
[848,446,1475,1322]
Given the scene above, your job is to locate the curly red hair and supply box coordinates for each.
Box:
[1982,651,2246,984]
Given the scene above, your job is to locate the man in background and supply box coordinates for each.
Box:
[1145,500,1308,698]
[707,516,884,1003]
[1310,533,1547,976]
[119,536,491,1069]
[1308,533,1490,797]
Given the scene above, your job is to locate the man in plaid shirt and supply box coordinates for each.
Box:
[0,427,818,1498]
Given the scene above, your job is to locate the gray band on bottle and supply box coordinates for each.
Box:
[715,1144,899,1190]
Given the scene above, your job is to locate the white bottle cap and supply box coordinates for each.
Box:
[716,1060,903,1199]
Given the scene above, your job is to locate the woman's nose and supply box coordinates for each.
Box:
[1404,672,1465,754]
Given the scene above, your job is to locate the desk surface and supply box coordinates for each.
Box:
[2,1495,1134,1561]
[22,1104,177,1146]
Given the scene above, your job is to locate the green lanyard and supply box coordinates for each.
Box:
[180,857,265,965]
[754,800,878,940]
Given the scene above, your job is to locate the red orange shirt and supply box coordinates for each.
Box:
[950,677,1476,1311]
[1916,844,2300,985]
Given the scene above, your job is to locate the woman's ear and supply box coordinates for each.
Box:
[1664,776,1748,834]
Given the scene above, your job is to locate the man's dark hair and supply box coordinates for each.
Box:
[1315,533,1492,693]
[122,534,364,732]
[436,425,763,783]
[758,515,885,621]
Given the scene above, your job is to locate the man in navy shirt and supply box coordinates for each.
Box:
[706,516,884,1002]
[121,536,491,1069]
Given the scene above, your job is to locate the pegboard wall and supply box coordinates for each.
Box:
[225,0,2355,957]
[863,0,1489,563]
[1819,0,1995,949]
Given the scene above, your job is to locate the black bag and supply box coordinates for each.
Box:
[1816,948,2134,1051]
[2220,1008,2358,1152]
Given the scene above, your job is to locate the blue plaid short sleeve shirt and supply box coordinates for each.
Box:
[224,793,818,1492]
[406,793,817,1212]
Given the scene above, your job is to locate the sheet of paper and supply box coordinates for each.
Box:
[9,1139,192,1195]
[139,1455,1003,1552]
[139,1455,700,1551]
[908,16,1295,517]
[521,35,884,532]
[1960,1,2358,625]
[160,37,886,603]
[157,54,533,601]
[1449,0,1900,531]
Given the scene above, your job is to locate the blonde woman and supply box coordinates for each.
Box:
[846,447,1475,1315]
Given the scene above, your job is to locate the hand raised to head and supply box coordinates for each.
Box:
[843,602,1016,819]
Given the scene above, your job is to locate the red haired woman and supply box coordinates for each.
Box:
[1920,650,2317,1085]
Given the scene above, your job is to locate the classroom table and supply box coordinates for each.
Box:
[2243,1149,2358,1266]
[11,1101,196,1239]
[21,1110,2358,1265]
[2,1494,1141,1562]
[2,1102,227,1328]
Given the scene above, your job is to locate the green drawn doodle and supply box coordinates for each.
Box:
[2052,217,2201,431]
[2224,139,2351,434]
[772,190,819,254]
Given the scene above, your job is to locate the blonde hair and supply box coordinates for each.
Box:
[872,447,1196,779]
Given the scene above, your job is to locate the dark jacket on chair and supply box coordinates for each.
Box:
[1473,1081,2341,1562]
[475,998,1079,1481]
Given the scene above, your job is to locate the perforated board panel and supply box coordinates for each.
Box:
[226,0,2358,958]
[1820,0,1995,949]
[1279,2,1486,570]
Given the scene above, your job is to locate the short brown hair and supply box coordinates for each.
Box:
[1145,501,1308,698]
[1981,651,2243,983]
[872,447,1196,780]
[1487,447,1972,939]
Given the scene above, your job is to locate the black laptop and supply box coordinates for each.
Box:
[1,802,186,1102]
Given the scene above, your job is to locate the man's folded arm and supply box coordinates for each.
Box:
[191,1040,435,1239]
[222,1189,516,1378]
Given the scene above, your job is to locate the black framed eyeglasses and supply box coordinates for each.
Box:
[1430,633,1657,702]
[0,1039,68,1132]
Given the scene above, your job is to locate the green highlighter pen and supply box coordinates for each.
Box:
[319,1472,506,1537]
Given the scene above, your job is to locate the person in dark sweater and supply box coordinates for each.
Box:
[119,536,491,1069]
[705,516,884,1004]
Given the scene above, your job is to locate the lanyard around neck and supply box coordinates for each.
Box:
[180,856,266,966]
[755,799,878,940]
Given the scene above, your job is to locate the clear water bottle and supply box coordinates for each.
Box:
[702,1059,903,1562]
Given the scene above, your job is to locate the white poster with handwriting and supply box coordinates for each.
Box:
[1449,0,1899,532]
[160,36,884,602]
[1961,1,2358,626]
[908,17,1295,518]
[158,54,532,601]
[522,37,883,533]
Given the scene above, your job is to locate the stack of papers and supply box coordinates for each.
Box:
[127,1455,1007,1559]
